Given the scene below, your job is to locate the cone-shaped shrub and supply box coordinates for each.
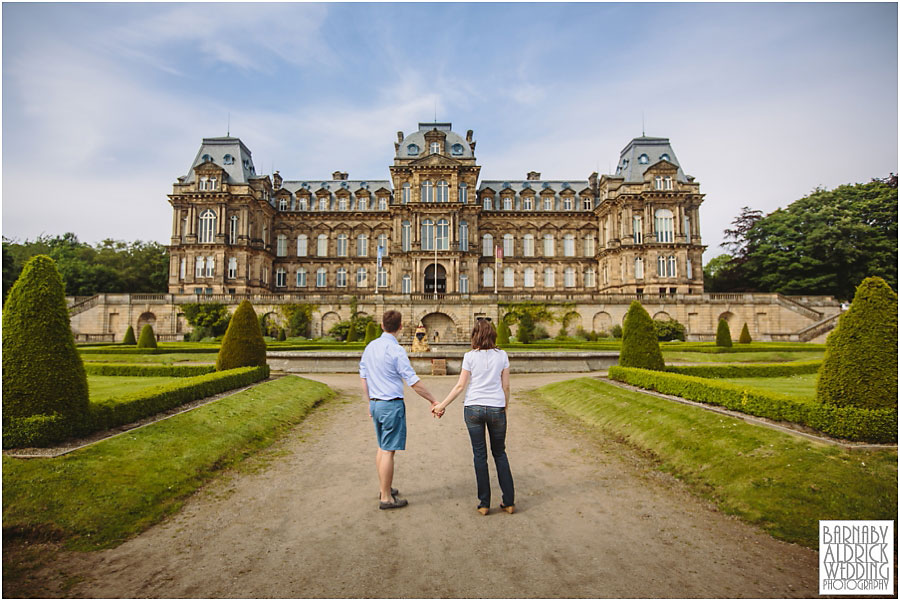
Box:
[738,323,752,344]
[715,319,733,347]
[137,324,158,349]
[817,276,898,409]
[364,321,379,345]
[2,255,89,422]
[216,300,267,371]
[497,320,511,345]
[619,301,665,370]
[277,328,287,341]
[346,320,359,343]
[122,325,137,345]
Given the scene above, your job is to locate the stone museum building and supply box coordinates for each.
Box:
[68,122,841,343]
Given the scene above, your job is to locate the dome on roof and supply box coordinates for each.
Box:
[396,123,475,160]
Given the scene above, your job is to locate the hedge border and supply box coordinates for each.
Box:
[665,361,822,379]
[608,366,897,443]
[78,347,219,355]
[3,366,270,448]
[83,364,216,377]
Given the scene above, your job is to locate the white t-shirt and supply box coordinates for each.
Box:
[462,349,510,407]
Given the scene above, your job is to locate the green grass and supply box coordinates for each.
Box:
[80,352,218,364]
[2,376,333,551]
[532,377,897,548]
[724,374,818,399]
[88,375,182,402]
[663,350,825,363]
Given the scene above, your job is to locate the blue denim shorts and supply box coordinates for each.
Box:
[370,400,407,451]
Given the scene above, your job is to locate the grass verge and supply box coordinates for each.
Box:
[88,375,181,402]
[723,374,817,399]
[2,376,333,551]
[662,350,824,363]
[79,352,218,364]
[531,377,897,548]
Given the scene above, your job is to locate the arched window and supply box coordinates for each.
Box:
[209,177,217,190]
[205,256,215,277]
[687,258,693,279]
[503,267,514,287]
[667,255,677,277]
[407,144,419,155]
[503,234,514,257]
[583,234,595,257]
[483,197,493,210]
[421,180,434,203]
[377,266,387,288]
[336,233,348,257]
[638,153,649,164]
[228,257,237,279]
[262,224,268,245]
[523,234,534,257]
[655,209,674,242]
[276,268,286,288]
[357,267,368,287]
[482,234,493,257]
[316,268,327,287]
[684,215,691,243]
[401,220,411,252]
[276,234,287,257]
[198,209,216,243]
[378,233,388,256]
[664,176,673,190]
[451,144,464,156]
[436,219,449,250]
[436,180,449,203]
[635,257,644,279]
[458,183,468,204]
[201,154,213,163]
[633,215,643,244]
[297,268,307,287]
[543,233,555,257]
[223,154,234,165]
[654,176,664,190]
[357,234,368,257]
[584,268,596,288]
[402,183,411,204]
[543,267,555,288]
[523,267,535,288]
[657,255,666,277]
[660,153,670,162]
[336,268,348,288]
[229,215,238,245]
[563,234,575,257]
[317,234,328,257]
[297,234,308,257]
[459,273,469,294]
[421,219,435,251]
[564,267,575,288]
[402,274,411,294]
[458,221,468,251]
[483,267,494,288]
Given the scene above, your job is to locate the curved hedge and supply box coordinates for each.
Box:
[2,255,90,423]
[137,324,158,349]
[216,300,267,371]
[715,319,733,347]
[83,363,216,377]
[609,366,896,443]
[122,326,137,345]
[619,301,664,370]
[666,361,822,379]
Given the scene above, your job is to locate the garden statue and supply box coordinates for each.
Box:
[411,323,430,352]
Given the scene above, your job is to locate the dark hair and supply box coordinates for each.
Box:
[382,310,402,333]
[471,319,497,350]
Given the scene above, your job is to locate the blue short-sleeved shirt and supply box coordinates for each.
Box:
[359,332,420,399]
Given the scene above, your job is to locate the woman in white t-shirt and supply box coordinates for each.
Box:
[433,319,514,515]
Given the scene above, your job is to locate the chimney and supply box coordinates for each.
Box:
[273,171,283,189]
[527,171,541,181]
[466,130,473,143]
[332,171,348,181]
[397,131,404,143]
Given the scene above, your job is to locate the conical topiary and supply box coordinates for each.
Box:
[122,325,137,345]
[715,319,733,347]
[216,300,267,371]
[738,323,752,344]
[2,255,89,422]
[277,327,287,341]
[346,320,359,343]
[816,276,898,409]
[517,313,535,344]
[497,320,511,345]
[619,301,665,370]
[137,324,158,349]
[364,321,379,345]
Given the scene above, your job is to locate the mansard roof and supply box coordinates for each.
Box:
[183,137,256,184]
[282,180,392,197]
[478,180,592,195]
[614,136,688,183]
[397,122,475,160]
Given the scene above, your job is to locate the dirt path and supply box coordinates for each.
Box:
[54,373,817,598]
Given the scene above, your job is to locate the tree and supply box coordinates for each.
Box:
[517,313,535,344]
[180,303,231,340]
[2,255,90,422]
[738,323,752,344]
[619,301,665,370]
[122,325,137,345]
[277,328,287,341]
[715,319,733,347]
[816,276,897,410]
[216,300,267,371]
[137,324,158,349]
[2,242,19,303]
[364,321,379,345]
[497,320,511,345]
[653,318,686,342]
[330,316,372,341]
[281,303,316,338]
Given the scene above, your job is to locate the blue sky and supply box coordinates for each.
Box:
[3,2,897,262]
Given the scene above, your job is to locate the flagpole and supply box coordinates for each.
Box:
[494,244,499,295]
[433,223,438,300]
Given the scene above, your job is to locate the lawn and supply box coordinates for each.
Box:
[724,374,818,399]
[80,353,218,364]
[531,377,897,548]
[88,375,182,402]
[663,350,825,363]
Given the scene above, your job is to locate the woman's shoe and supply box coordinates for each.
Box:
[477,507,489,516]
[500,504,515,514]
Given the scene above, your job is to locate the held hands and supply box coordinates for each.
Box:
[431,400,447,419]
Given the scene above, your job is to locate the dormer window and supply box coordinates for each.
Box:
[202,154,213,163]
[451,144,463,155]
[223,154,234,165]
[338,197,348,211]
[407,144,420,155]
[582,197,593,210]
[660,153,670,162]
[378,197,388,210]
[503,196,512,211]
[563,196,573,211]
[430,142,441,154]
[664,176,673,190]
[638,154,649,164]
[279,198,288,211]
[483,197,493,211]
[655,176,664,190]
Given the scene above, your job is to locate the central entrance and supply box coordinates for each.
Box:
[424,264,447,294]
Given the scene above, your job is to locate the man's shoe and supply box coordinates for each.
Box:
[379,495,408,510]
[477,507,490,516]
[377,488,399,499]
[500,504,515,514]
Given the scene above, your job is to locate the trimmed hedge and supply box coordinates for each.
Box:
[83,363,216,377]
[619,301,665,370]
[79,347,219,355]
[364,321,379,345]
[3,366,270,448]
[666,361,822,379]
[609,366,897,443]
[122,326,137,345]
[137,324,158,349]
[216,300,267,371]
[738,323,752,344]
[716,319,733,347]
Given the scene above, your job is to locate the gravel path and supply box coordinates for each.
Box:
[50,372,817,598]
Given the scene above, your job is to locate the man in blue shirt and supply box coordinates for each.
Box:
[360,310,438,510]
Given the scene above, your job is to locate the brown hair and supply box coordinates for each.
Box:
[471,319,498,350]
[382,310,402,333]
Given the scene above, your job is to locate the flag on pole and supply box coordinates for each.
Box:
[376,245,383,270]
[495,245,503,263]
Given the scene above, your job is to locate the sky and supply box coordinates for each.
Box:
[2,2,897,263]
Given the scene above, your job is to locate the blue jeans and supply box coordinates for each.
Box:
[464,405,515,508]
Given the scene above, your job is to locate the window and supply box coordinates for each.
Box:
[563,196,573,211]
[523,267,535,288]
[358,196,368,211]
[687,258,693,279]
[338,197,348,211]
[451,144,464,155]
[483,197,493,210]
[181,216,187,243]
[262,224,268,246]
[205,256,214,277]
[297,234,308,257]
[401,221,411,252]
[483,267,494,288]
[229,216,238,245]
[198,209,216,243]
[402,274,411,294]
[660,153,670,162]
[684,216,691,243]
[273,234,285,257]
[584,268,596,288]
[458,183,467,204]
[523,234,534,257]
[356,267,367,287]
[430,141,441,154]
[262,265,269,285]
[279,198,288,211]
[664,176,673,191]
[657,256,665,277]
[543,267,555,288]
[503,234,514,257]
[633,215,643,244]
[436,219,449,250]
[503,267,514,287]
[543,234,555,257]
[377,266,387,288]
[482,234,493,257]
[378,233,388,256]
[654,176,663,190]
[402,183,411,204]
[582,197,593,210]
[319,197,328,211]
[583,234,595,257]
[298,197,308,211]
[635,257,644,279]
[437,180,449,203]
[378,197,388,210]
[209,177,217,191]
[655,209,674,242]
[357,234,368,257]
[317,234,328,257]
[201,154,213,163]
[276,268,286,288]
[667,255,677,277]
[337,234,348,257]
[407,144,419,155]
[638,153,649,164]
[223,154,234,165]
[422,219,435,251]
[458,221,468,251]
[564,267,575,288]
[421,180,433,203]
[458,273,469,293]
[523,196,534,210]
[297,268,307,287]
[316,268,327,287]
[543,196,553,211]
[564,234,575,257]
[180,258,186,280]
[503,196,512,211]
[336,268,347,287]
